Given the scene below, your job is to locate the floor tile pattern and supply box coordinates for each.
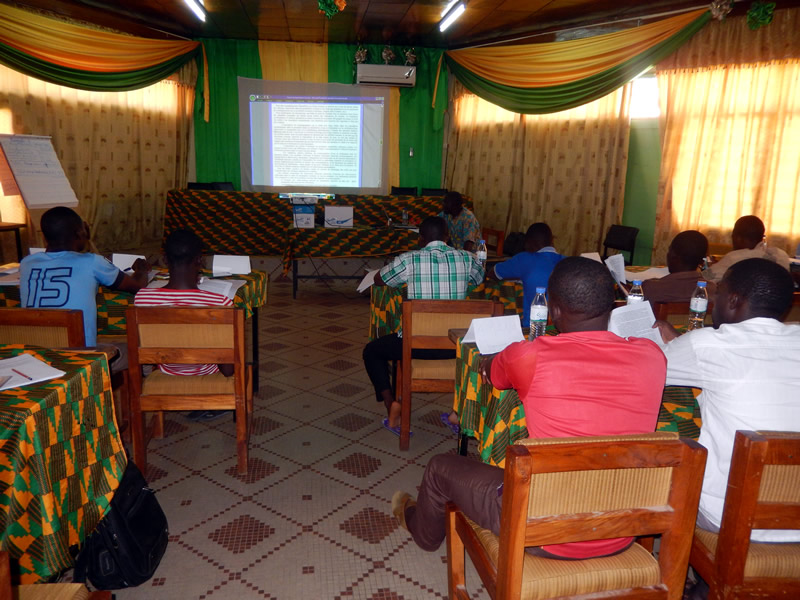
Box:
[104,276,490,599]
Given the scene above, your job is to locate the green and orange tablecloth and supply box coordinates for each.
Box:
[454,337,702,468]
[0,345,126,583]
[0,269,268,337]
[369,279,524,341]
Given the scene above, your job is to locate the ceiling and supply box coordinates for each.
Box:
[2,0,774,48]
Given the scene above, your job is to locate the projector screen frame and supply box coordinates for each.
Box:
[238,77,391,195]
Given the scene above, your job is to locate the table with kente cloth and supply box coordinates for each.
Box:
[454,337,702,468]
[0,345,126,583]
[368,279,524,341]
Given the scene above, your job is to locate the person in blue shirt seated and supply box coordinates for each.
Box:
[20,206,149,347]
[487,222,565,323]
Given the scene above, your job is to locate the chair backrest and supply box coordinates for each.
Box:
[420,187,448,196]
[391,186,418,196]
[403,299,505,352]
[654,301,714,327]
[707,430,800,587]
[495,433,706,598]
[482,227,505,257]
[0,307,85,347]
[783,291,800,323]
[603,224,639,264]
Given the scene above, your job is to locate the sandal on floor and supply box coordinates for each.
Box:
[382,418,413,437]
[440,412,460,435]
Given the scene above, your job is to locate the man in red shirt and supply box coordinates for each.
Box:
[392,256,666,559]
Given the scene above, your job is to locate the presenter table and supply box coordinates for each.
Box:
[0,345,126,583]
[452,334,702,467]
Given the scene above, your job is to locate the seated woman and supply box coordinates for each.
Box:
[134,228,233,421]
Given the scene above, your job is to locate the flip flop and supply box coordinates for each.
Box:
[382,418,413,437]
[440,412,460,435]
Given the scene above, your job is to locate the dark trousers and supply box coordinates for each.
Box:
[362,333,455,403]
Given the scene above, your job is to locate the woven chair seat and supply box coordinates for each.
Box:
[142,370,234,395]
[694,527,800,579]
[468,517,661,600]
[409,358,456,380]
[17,583,90,600]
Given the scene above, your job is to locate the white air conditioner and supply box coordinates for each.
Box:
[356,64,416,87]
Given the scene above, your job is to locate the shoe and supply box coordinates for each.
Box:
[440,412,460,435]
[382,418,413,437]
[391,491,416,531]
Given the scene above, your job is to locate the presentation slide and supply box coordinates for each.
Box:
[238,78,390,195]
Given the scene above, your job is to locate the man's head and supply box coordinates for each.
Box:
[666,230,708,273]
[442,192,463,217]
[524,223,554,253]
[164,228,204,269]
[547,256,616,332]
[419,216,448,246]
[712,258,794,327]
[731,215,765,250]
[40,206,88,251]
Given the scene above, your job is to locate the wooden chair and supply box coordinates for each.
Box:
[391,186,418,196]
[397,299,504,451]
[421,187,448,196]
[446,432,707,600]
[482,228,505,258]
[602,224,639,266]
[0,552,110,600]
[0,307,85,347]
[126,306,252,475]
[689,430,800,600]
[654,301,714,327]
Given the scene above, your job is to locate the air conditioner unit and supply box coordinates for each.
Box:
[356,64,416,87]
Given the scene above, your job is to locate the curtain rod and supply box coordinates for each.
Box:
[460,3,716,49]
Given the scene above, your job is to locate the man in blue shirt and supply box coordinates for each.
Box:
[20,206,148,346]
[488,222,565,323]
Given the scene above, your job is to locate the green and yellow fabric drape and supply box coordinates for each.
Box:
[445,9,710,113]
[0,3,207,111]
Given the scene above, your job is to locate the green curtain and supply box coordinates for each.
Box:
[445,12,710,114]
[328,43,447,191]
[193,38,261,188]
[0,40,198,92]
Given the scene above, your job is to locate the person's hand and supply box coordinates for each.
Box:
[478,354,496,385]
[652,319,680,343]
[132,258,150,274]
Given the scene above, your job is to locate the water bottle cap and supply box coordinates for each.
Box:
[633,280,642,285]
[479,239,485,243]
[536,287,546,294]
[697,281,707,287]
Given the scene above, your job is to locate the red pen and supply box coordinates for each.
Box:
[11,368,33,381]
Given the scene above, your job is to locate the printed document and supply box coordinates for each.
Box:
[213,255,251,276]
[357,269,379,293]
[462,315,524,355]
[608,302,666,349]
[0,353,66,391]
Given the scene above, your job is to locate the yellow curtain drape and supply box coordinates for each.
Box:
[444,80,632,256]
[0,61,195,254]
[257,40,401,189]
[653,8,800,263]
[446,9,706,88]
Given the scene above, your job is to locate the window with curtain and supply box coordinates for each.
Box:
[653,59,800,261]
[0,62,195,253]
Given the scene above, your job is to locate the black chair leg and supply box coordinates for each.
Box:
[458,433,469,456]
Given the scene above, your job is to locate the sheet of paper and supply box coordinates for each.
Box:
[604,253,626,285]
[324,206,354,228]
[462,315,525,355]
[212,255,251,276]
[29,247,44,254]
[608,302,665,349]
[580,252,603,263]
[198,278,246,299]
[624,266,670,281]
[0,263,19,285]
[112,253,145,272]
[357,269,379,293]
[0,353,66,391]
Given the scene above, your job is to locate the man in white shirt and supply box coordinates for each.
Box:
[656,258,800,542]
[705,215,791,282]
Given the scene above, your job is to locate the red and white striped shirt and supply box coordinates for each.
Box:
[134,288,233,376]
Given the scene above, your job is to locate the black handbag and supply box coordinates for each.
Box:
[73,460,169,590]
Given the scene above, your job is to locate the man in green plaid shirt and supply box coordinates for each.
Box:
[363,216,485,436]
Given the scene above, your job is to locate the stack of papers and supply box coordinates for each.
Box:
[145,278,245,300]
[0,353,66,391]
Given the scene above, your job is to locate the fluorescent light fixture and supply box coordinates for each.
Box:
[183,0,206,22]
[440,0,459,17]
[439,1,466,32]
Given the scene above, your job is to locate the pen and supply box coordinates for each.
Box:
[11,368,32,381]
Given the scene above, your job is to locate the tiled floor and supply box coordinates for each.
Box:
[113,276,491,599]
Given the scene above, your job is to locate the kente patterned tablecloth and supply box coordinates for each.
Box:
[0,346,126,583]
[453,338,702,468]
[368,280,523,341]
[0,269,268,337]
[164,190,469,258]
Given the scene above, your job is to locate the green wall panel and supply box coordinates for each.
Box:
[622,119,661,265]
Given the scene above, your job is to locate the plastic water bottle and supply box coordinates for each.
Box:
[627,280,644,304]
[528,287,548,341]
[688,281,708,331]
[475,239,488,265]
[402,209,409,225]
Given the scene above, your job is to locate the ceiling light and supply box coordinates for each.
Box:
[183,0,206,22]
[439,1,466,32]
[440,0,459,17]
